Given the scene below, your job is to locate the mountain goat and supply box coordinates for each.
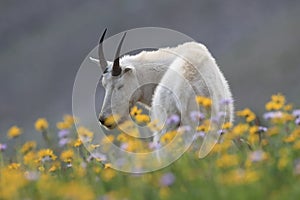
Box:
[92,29,233,147]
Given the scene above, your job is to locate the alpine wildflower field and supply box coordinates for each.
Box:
[1,93,300,200]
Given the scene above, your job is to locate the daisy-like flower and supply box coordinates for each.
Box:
[265,93,286,111]
[7,126,22,139]
[195,96,212,107]
[38,149,57,163]
[73,138,83,147]
[236,108,256,122]
[20,141,36,154]
[8,163,21,170]
[60,149,74,163]
[135,114,150,124]
[77,126,94,143]
[34,118,49,132]
[130,106,142,116]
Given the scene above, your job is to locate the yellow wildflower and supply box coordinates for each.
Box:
[277,157,289,170]
[211,140,232,153]
[37,149,57,162]
[284,103,293,111]
[249,126,259,135]
[236,108,256,122]
[35,118,49,132]
[60,149,74,163]
[248,134,259,146]
[23,151,37,167]
[117,132,129,142]
[56,114,76,130]
[104,115,120,127]
[293,140,300,150]
[159,187,171,199]
[130,106,142,116]
[220,169,259,185]
[59,182,95,200]
[196,96,212,107]
[8,163,21,170]
[231,123,249,137]
[135,114,150,124]
[20,141,36,154]
[73,138,83,147]
[49,161,61,172]
[267,127,279,136]
[160,131,177,144]
[283,134,296,143]
[101,168,116,182]
[77,126,94,142]
[197,120,211,132]
[7,125,22,138]
[101,135,115,144]
[265,93,285,111]
[216,154,239,168]
[222,122,233,129]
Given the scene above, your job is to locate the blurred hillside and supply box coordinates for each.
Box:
[0,0,300,138]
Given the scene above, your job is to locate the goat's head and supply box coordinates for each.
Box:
[96,29,141,129]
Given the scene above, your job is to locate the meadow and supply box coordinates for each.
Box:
[1,93,300,200]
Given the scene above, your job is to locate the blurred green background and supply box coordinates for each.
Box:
[1,0,300,138]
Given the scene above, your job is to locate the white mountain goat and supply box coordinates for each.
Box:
[91,29,234,147]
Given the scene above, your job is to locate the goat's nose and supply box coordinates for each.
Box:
[99,116,105,125]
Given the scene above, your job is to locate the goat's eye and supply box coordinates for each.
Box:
[117,85,124,90]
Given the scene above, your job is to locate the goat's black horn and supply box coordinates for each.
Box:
[112,32,127,76]
[98,28,108,69]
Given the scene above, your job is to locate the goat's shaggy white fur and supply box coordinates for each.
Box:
[95,41,233,145]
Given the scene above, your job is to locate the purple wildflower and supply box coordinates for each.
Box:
[0,143,7,152]
[166,114,180,125]
[293,109,300,118]
[220,98,234,105]
[295,118,300,125]
[149,141,162,150]
[160,172,176,186]
[59,138,70,147]
[178,125,192,132]
[258,126,268,132]
[190,111,205,122]
[120,143,129,150]
[92,152,107,161]
[218,129,225,135]
[58,129,70,138]
[263,111,283,120]
[193,132,205,141]
[212,111,226,123]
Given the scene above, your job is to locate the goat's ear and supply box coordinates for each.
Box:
[123,66,135,74]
